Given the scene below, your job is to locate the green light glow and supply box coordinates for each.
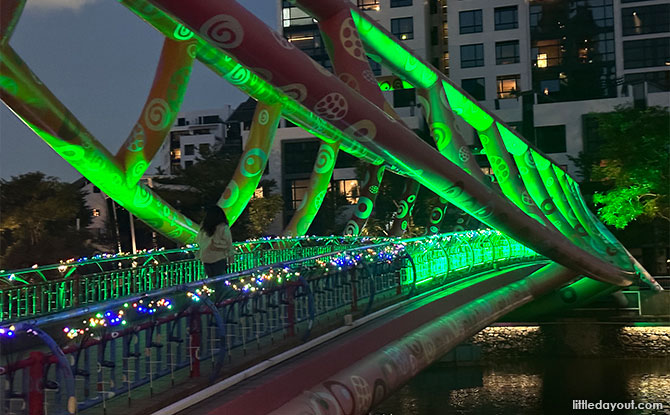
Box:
[284,141,341,236]
[350,9,437,89]
[497,122,528,156]
[120,0,384,167]
[377,78,414,91]
[0,43,197,243]
[219,102,281,225]
[442,81,494,131]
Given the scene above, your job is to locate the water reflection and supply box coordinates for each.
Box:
[372,358,670,415]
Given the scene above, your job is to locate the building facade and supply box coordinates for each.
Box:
[448,0,669,174]
[149,107,236,175]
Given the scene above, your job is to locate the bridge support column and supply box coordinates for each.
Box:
[188,309,201,378]
[27,351,45,415]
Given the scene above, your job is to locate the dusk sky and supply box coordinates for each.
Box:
[0,0,277,182]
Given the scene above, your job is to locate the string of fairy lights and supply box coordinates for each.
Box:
[0,231,525,341]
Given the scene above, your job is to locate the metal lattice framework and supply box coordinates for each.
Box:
[0,0,660,291]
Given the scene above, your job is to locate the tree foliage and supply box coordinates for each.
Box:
[0,172,93,269]
[573,105,669,229]
[153,147,283,240]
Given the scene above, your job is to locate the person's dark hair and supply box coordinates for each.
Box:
[201,206,229,237]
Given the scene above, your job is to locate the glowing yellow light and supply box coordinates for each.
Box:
[537,53,547,68]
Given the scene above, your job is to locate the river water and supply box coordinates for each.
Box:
[372,357,670,415]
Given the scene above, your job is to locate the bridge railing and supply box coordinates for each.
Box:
[0,231,542,415]
[0,236,384,322]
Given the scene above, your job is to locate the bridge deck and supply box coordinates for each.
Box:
[143,263,545,415]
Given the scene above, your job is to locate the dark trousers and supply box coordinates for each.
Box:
[203,258,228,278]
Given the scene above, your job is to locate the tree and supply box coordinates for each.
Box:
[572,105,669,229]
[153,147,283,240]
[0,172,93,269]
[246,179,284,236]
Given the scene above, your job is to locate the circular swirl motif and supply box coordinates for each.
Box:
[133,186,153,208]
[173,24,194,40]
[429,225,439,233]
[354,197,373,219]
[575,224,588,237]
[341,18,366,61]
[519,165,529,176]
[404,55,419,72]
[314,146,335,174]
[144,98,171,131]
[221,180,239,208]
[258,109,270,125]
[59,144,85,161]
[324,380,356,415]
[560,287,578,303]
[430,207,443,224]
[345,119,377,142]
[407,194,416,204]
[314,93,348,120]
[458,146,471,162]
[200,14,244,49]
[225,64,251,86]
[522,191,534,206]
[344,220,360,236]
[430,123,451,150]
[444,181,465,198]
[186,43,198,59]
[401,220,408,230]
[541,198,556,214]
[524,151,536,168]
[280,83,308,102]
[369,185,379,194]
[130,161,149,182]
[396,200,409,219]
[240,148,267,177]
[545,177,555,188]
[126,125,145,152]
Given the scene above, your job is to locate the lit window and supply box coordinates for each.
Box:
[537,53,548,68]
[496,74,520,99]
[391,17,414,40]
[254,187,264,199]
[92,209,101,217]
[357,0,380,11]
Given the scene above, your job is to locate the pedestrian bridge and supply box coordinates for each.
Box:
[0,0,663,413]
[0,232,647,415]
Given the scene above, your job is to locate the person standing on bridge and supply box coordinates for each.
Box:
[196,206,235,278]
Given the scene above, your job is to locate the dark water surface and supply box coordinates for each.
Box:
[372,357,670,415]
